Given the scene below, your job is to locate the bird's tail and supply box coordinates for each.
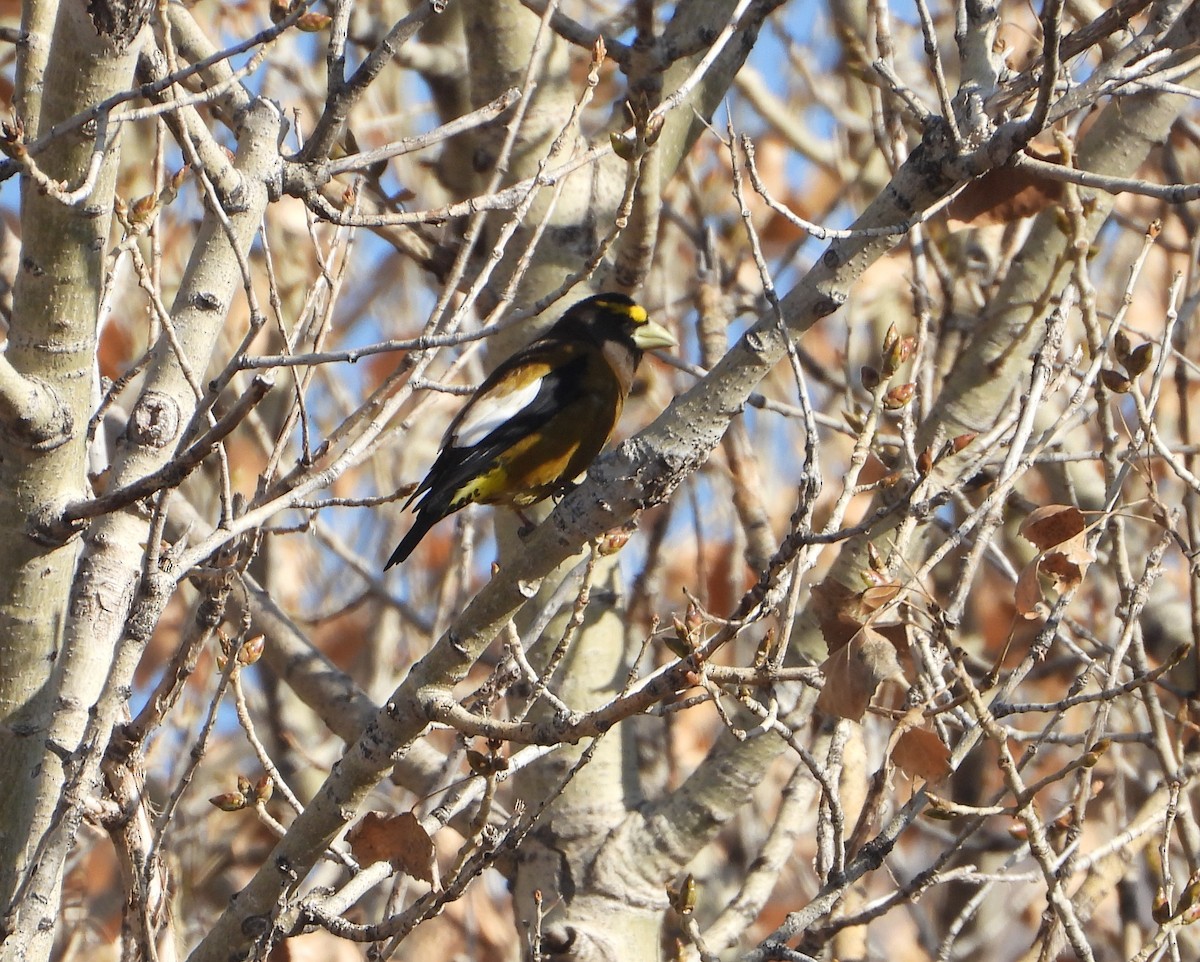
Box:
[384,502,443,569]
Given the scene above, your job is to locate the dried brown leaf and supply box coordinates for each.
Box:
[811,578,863,653]
[860,583,902,613]
[1015,559,1044,618]
[271,930,365,962]
[1040,551,1085,592]
[347,811,436,883]
[1056,531,1094,567]
[1020,504,1086,550]
[1014,533,1092,618]
[892,727,952,783]
[876,622,910,657]
[947,148,1062,226]
[817,626,908,721]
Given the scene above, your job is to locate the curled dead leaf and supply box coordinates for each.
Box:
[1040,551,1086,591]
[812,577,907,651]
[816,626,909,721]
[1015,558,1045,618]
[347,811,436,884]
[811,578,862,652]
[1014,505,1094,617]
[1019,504,1085,550]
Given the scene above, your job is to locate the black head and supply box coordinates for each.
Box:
[551,293,676,354]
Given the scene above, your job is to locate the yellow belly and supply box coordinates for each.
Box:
[448,394,617,509]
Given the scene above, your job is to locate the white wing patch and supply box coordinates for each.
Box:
[450,374,544,448]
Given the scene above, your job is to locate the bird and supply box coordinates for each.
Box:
[385,293,676,568]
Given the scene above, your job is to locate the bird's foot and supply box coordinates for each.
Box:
[553,480,582,501]
[516,509,537,539]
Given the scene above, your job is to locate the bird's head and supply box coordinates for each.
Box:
[556,292,677,355]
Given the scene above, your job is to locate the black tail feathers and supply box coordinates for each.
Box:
[387,476,466,569]
[385,506,442,569]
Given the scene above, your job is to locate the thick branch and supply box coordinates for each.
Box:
[0,0,144,927]
[186,120,966,962]
[3,98,284,957]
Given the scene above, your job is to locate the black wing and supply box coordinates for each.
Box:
[384,342,589,567]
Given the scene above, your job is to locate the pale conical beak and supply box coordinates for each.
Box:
[632,319,677,351]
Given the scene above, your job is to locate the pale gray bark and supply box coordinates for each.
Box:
[0,0,145,929]
[2,1,1198,961]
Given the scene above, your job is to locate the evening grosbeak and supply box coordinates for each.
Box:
[385,293,676,568]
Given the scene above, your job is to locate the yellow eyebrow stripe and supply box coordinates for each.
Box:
[593,298,648,324]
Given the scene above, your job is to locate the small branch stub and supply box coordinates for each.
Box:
[0,371,74,451]
[128,390,180,449]
[87,0,156,51]
[28,496,87,548]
